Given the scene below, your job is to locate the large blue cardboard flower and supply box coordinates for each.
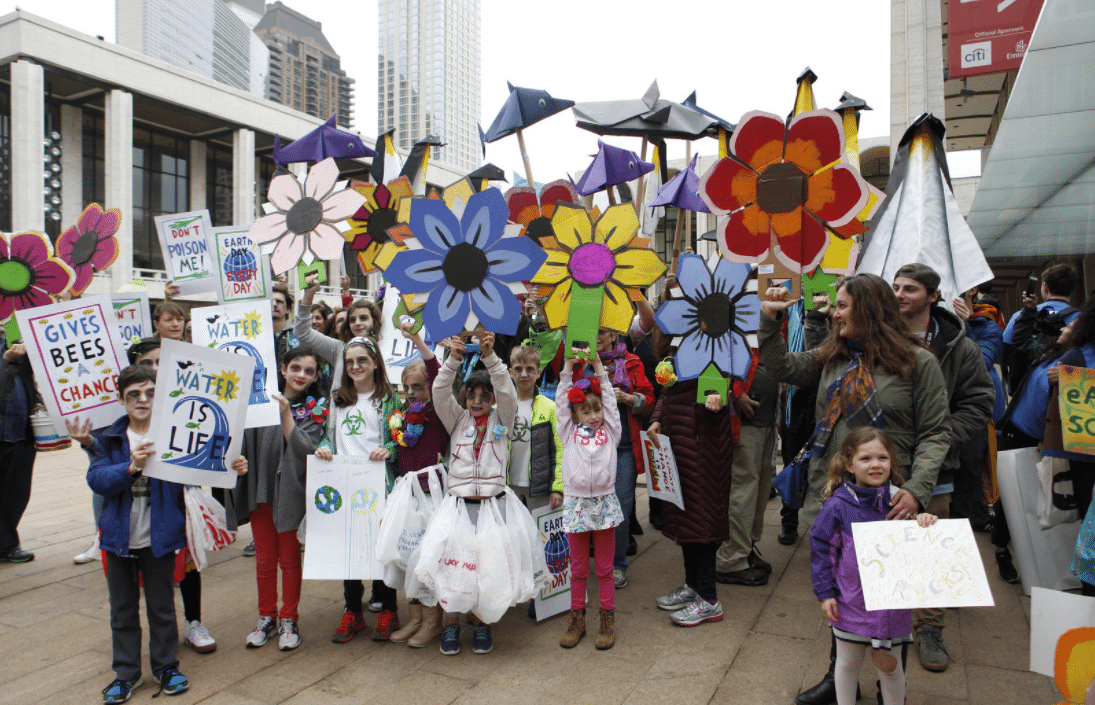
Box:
[386,188,547,340]
[655,254,759,380]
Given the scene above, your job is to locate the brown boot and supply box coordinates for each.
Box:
[559,609,585,648]
[389,602,422,643]
[408,604,444,648]
[595,608,615,650]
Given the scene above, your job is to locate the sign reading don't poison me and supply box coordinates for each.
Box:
[155,210,217,295]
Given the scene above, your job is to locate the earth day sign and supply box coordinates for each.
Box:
[212,225,271,303]
[154,210,217,295]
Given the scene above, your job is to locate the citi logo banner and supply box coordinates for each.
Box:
[961,41,993,68]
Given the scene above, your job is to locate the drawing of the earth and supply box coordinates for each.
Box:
[315,485,342,514]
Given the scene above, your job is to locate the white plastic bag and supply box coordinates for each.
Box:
[503,487,551,597]
[431,499,480,614]
[402,467,445,601]
[416,492,460,601]
[375,474,415,566]
[1037,455,1078,529]
[183,486,236,572]
[474,498,518,624]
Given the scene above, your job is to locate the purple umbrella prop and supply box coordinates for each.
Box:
[649,153,710,274]
[574,140,654,202]
[274,114,377,166]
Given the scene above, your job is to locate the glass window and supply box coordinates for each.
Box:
[132,126,189,270]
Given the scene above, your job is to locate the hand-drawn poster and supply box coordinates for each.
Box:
[303,455,388,580]
[143,339,253,489]
[641,435,685,510]
[378,285,442,385]
[16,294,127,430]
[190,301,279,428]
[211,225,271,303]
[1057,365,1095,456]
[110,292,152,350]
[154,210,217,295]
[531,504,571,620]
[851,518,994,611]
[1030,587,1095,677]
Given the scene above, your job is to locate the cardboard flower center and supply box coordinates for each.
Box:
[364,207,397,245]
[569,243,615,286]
[756,162,808,214]
[526,216,554,246]
[70,231,99,267]
[443,242,489,292]
[697,292,732,339]
[286,197,324,234]
[0,260,32,295]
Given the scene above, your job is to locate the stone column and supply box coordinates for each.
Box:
[232,128,255,226]
[105,90,133,291]
[189,140,207,216]
[11,60,44,233]
[890,0,946,163]
[60,104,84,226]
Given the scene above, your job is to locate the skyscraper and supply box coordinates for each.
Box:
[378,0,481,172]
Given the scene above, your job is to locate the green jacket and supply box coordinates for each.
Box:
[508,393,564,496]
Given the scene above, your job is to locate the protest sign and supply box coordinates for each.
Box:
[110,292,151,349]
[850,518,994,611]
[16,294,127,430]
[1057,365,1095,456]
[154,210,216,295]
[303,455,388,580]
[1030,587,1095,677]
[211,225,270,303]
[143,339,252,489]
[379,285,441,385]
[530,504,571,620]
[190,301,279,428]
[641,435,685,510]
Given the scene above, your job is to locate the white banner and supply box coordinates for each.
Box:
[154,210,217,295]
[531,503,571,620]
[303,454,388,580]
[641,434,685,510]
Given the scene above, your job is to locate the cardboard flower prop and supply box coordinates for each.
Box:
[0,231,75,323]
[532,203,666,348]
[248,157,366,274]
[699,110,870,272]
[345,176,414,275]
[55,203,121,295]
[384,188,547,341]
[505,179,580,246]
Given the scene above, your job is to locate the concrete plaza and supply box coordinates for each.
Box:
[0,443,1060,704]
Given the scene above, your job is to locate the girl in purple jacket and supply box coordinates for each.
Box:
[810,427,937,705]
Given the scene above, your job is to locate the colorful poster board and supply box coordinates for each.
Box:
[110,292,152,349]
[1058,365,1095,455]
[641,435,685,510]
[850,518,994,611]
[303,455,388,580]
[154,210,217,295]
[1030,587,1095,677]
[530,504,571,620]
[211,225,271,303]
[15,294,127,430]
[143,339,253,489]
[379,285,442,385]
[296,259,328,290]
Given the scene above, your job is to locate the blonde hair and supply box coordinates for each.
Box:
[402,359,426,385]
[824,427,905,499]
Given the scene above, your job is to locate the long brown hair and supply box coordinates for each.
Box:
[334,338,396,408]
[339,299,383,343]
[825,426,906,498]
[815,273,925,379]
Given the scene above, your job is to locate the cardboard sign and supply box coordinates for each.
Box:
[296,259,328,290]
[530,504,571,620]
[110,292,152,349]
[303,454,388,580]
[379,286,442,384]
[641,434,685,510]
[154,210,217,295]
[1030,587,1095,677]
[143,339,253,489]
[190,301,279,428]
[1057,365,1095,456]
[212,225,271,303]
[850,518,994,611]
[16,295,127,430]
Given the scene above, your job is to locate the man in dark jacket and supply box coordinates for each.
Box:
[0,338,39,563]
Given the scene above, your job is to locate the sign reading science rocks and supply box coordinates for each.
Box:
[16,294,128,430]
[154,210,217,295]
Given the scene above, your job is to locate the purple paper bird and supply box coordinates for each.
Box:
[574,140,655,196]
[649,154,710,213]
[274,114,377,166]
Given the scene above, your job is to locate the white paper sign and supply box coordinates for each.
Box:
[641,435,685,510]
[211,225,271,303]
[16,294,127,430]
[379,286,442,384]
[1030,587,1095,677]
[531,504,571,620]
[154,210,217,295]
[303,455,388,580]
[110,293,152,349]
[850,518,994,611]
[143,339,253,489]
[189,301,279,428]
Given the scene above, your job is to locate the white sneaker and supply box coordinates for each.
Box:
[246,616,277,648]
[73,536,99,564]
[184,620,217,653]
[278,618,301,651]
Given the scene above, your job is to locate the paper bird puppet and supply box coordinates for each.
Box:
[484,83,574,187]
[575,140,655,198]
[273,114,377,165]
[573,80,722,140]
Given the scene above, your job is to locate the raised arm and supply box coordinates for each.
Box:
[432,340,464,433]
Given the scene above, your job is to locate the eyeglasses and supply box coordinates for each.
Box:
[124,389,155,403]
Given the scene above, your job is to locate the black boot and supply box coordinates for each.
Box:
[795,632,859,705]
[779,502,799,545]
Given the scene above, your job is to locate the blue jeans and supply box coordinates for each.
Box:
[614,446,636,572]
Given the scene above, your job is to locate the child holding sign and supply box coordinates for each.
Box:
[810,428,937,705]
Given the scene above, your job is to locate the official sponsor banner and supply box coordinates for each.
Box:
[948,0,1045,77]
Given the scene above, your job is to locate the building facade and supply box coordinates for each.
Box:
[378,0,481,172]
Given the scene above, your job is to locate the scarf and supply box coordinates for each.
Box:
[596,342,632,393]
[473,414,489,458]
[809,340,885,458]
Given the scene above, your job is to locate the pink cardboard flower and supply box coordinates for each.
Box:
[0,231,75,322]
[55,203,121,295]
[247,157,366,274]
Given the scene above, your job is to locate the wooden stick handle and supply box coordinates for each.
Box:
[669,206,686,274]
[516,129,535,188]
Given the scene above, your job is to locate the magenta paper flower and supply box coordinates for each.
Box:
[55,203,121,295]
[0,231,75,322]
[247,157,366,274]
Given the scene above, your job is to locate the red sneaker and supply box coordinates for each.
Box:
[331,610,367,643]
[372,609,401,641]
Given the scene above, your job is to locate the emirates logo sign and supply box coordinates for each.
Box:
[1007,38,1028,61]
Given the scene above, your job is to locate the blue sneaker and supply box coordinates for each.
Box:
[153,667,189,696]
[102,677,142,703]
[472,624,493,654]
[440,624,460,655]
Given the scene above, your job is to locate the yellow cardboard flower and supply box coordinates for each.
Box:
[345,176,414,275]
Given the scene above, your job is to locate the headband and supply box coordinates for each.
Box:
[567,376,602,404]
[347,336,378,354]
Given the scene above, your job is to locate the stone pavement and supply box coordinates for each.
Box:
[0,444,1061,705]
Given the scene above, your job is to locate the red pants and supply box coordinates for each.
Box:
[251,504,301,621]
[567,529,614,611]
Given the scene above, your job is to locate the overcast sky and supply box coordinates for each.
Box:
[7,0,978,180]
